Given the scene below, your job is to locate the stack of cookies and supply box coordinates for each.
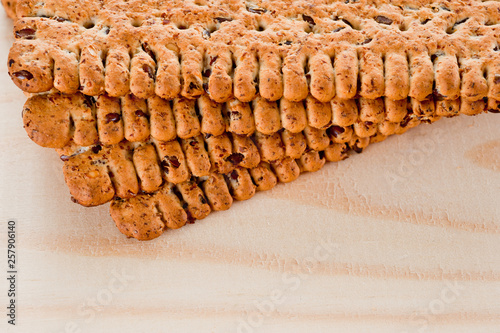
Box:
[5,0,500,240]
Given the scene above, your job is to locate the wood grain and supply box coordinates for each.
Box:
[0,14,499,333]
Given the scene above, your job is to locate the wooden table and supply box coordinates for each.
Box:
[0,14,499,333]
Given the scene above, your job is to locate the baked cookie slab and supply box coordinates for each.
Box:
[56,130,365,240]
[22,91,498,152]
[34,94,481,240]
[7,0,500,106]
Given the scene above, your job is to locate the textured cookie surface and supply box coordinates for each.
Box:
[7,0,500,105]
[2,0,17,19]
[23,91,498,150]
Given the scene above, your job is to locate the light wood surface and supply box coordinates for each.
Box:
[0,14,499,333]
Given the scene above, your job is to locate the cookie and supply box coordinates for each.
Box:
[51,90,426,210]
[59,134,358,240]
[24,96,494,241]
[7,0,500,108]
[23,92,496,151]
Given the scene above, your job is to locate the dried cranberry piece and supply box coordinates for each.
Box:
[168,156,181,168]
[227,153,244,165]
[374,15,393,25]
[352,145,363,154]
[303,15,316,25]
[202,69,211,77]
[142,43,156,61]
[209,56,218,66]
[328,126,345,138]
[186,211,196,224]
[400,114,412,128]
[105,113,121,123]
[248,7,267,14]
[135,110,147,117]
[12,70,33,80]
[215,17,233,23]
[360,38,372,45]
[142,64,154,79]
[92,145,102,154]
[230,170,239,180]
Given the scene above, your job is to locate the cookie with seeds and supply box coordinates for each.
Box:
[58,136,353,240]
[106,128,395,241]
[2,0,17,19]
[22,91,497,151]
[51,97,387,207]
[7,0,500,110]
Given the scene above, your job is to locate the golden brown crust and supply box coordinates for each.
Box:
[26,91,496,150]
[63,153,115,207]
[7,0,500,107]
[23,93,98,148]
[2,0,17,19]
[8,0,500,242]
